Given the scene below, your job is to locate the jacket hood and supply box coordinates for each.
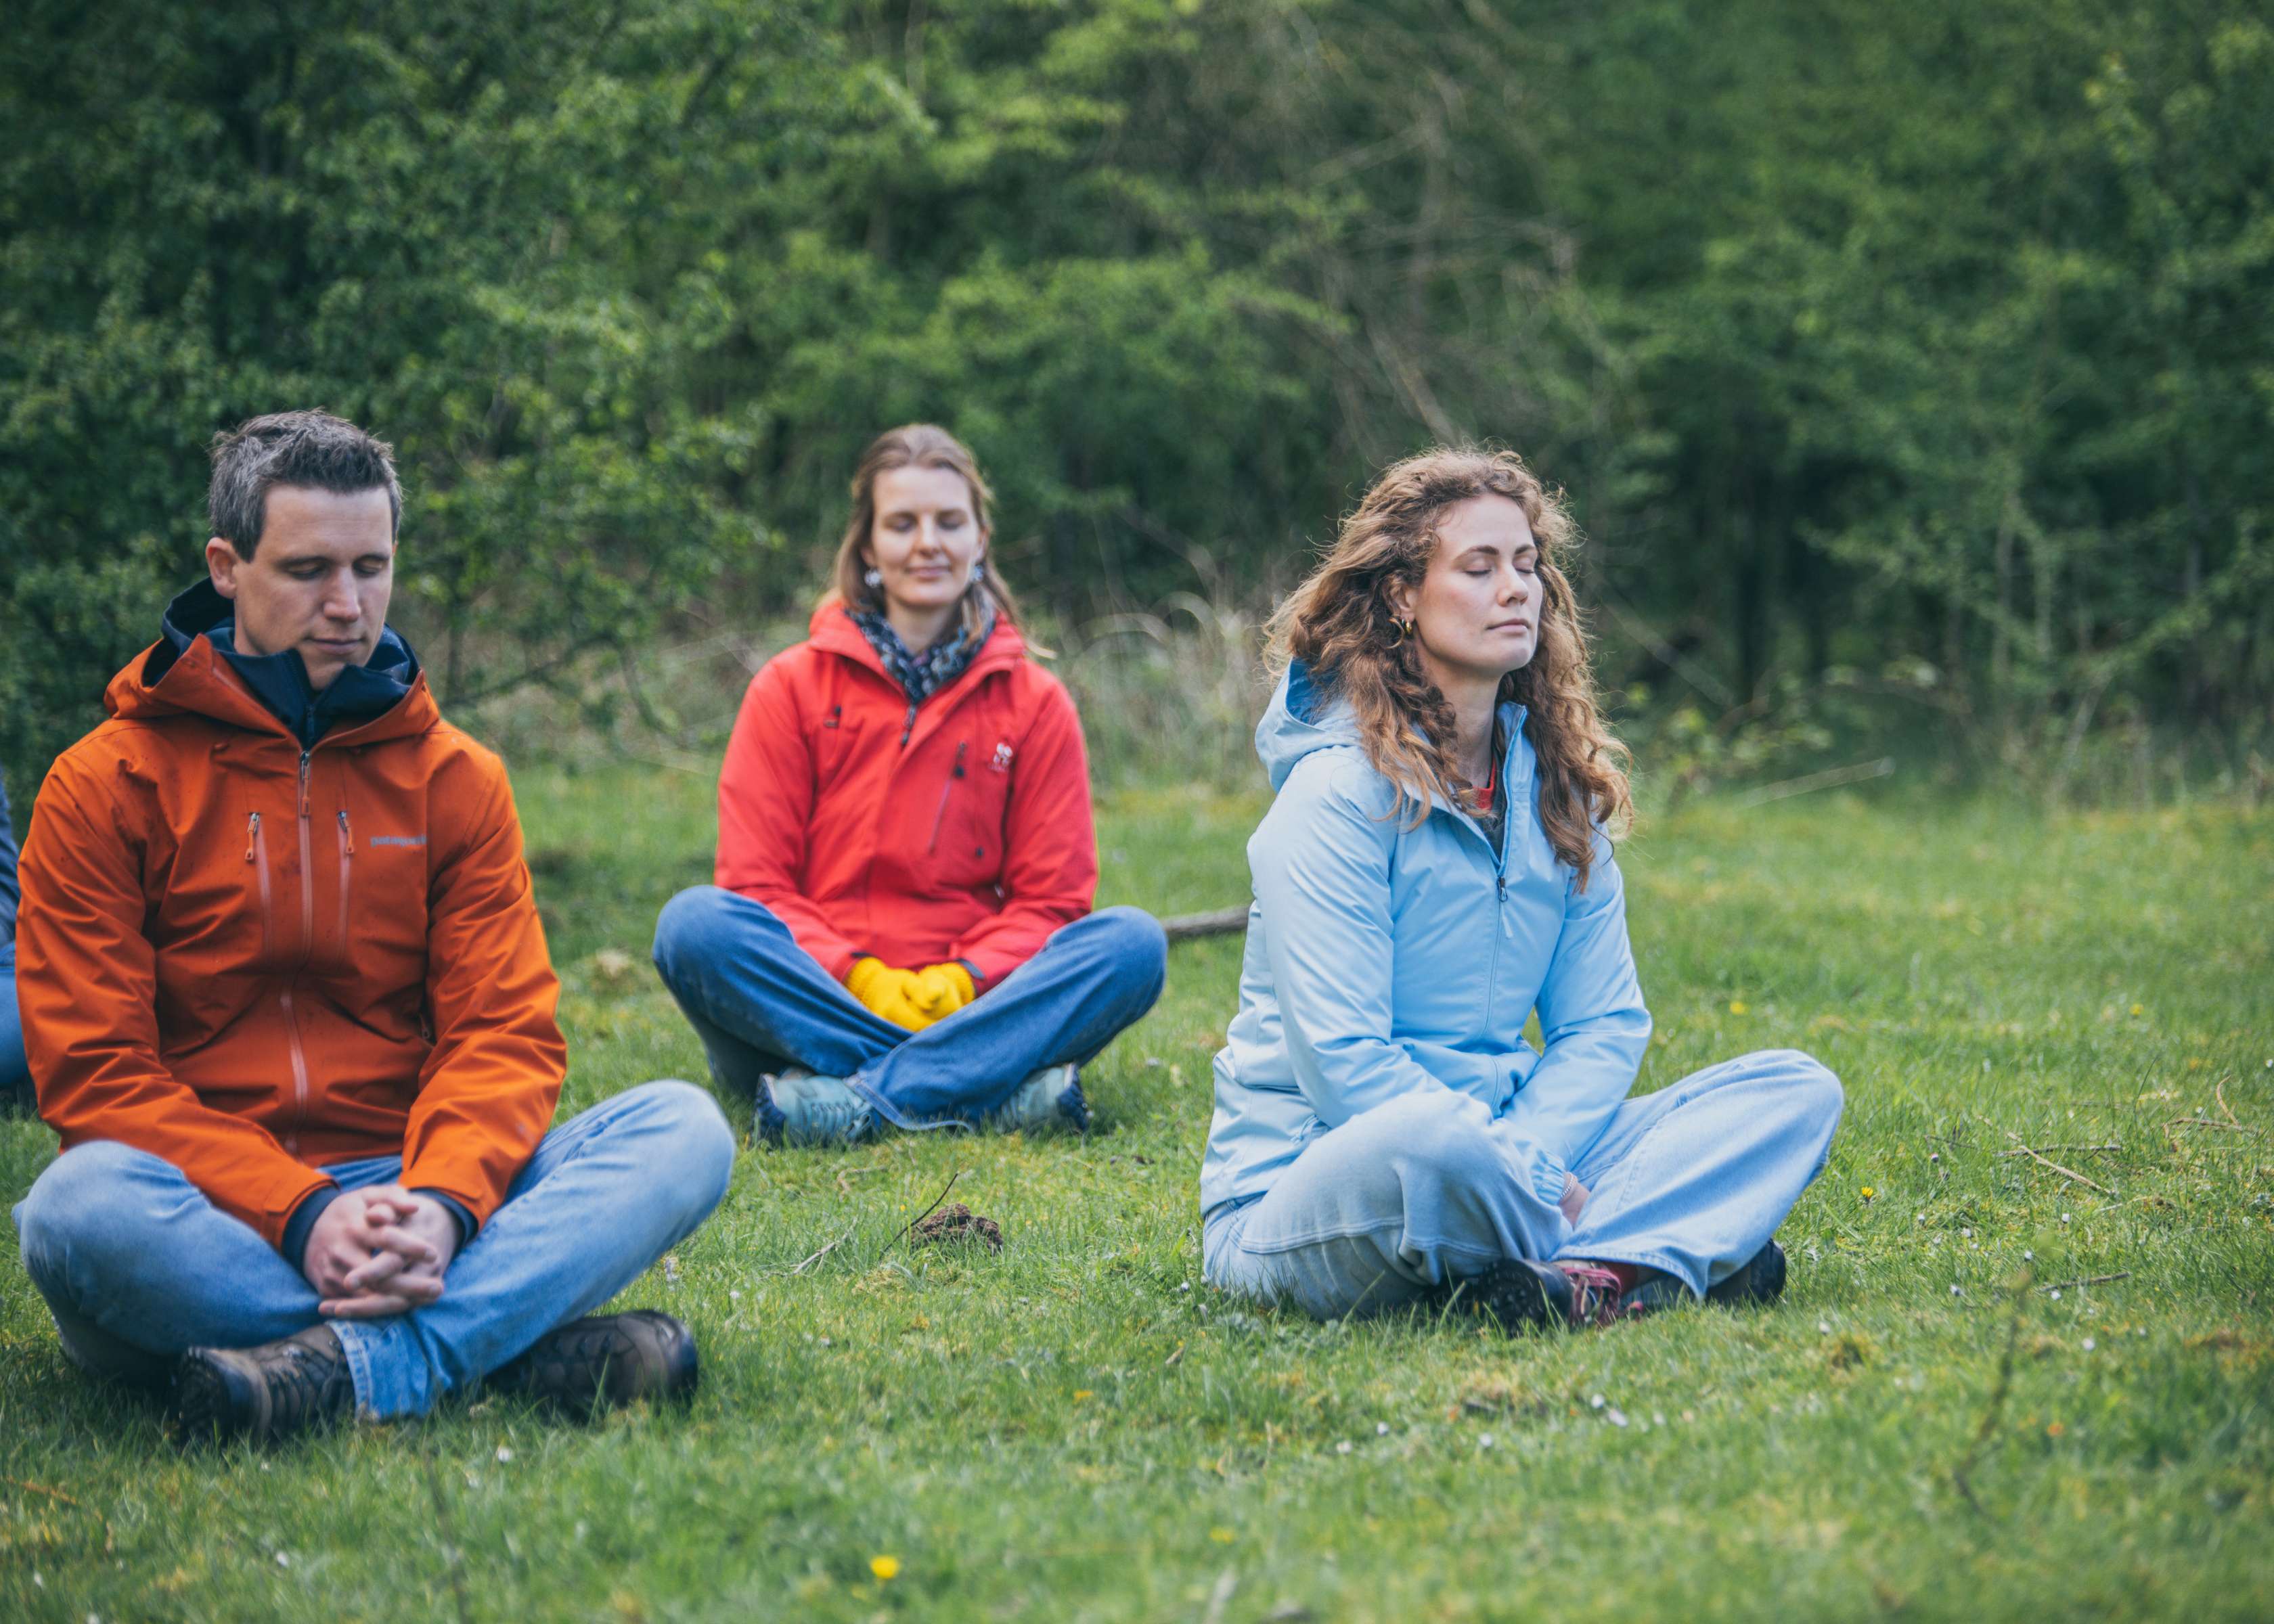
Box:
[1254,661,1367,792]
[806,598,1029,677]
[105,579,435,745]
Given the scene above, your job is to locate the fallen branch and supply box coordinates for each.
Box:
[1161,905,1249,943]
[1994,1143,2120,1158]
[1736,757,1896,808]
[2005,1133,2116,1195]
[2036,1272,2130,1294]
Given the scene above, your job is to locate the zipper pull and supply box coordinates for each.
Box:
[298,750,313,818]
[337,809,354,853]
[900,702,918,747]
[246,811,261,861]
[952,740,968,777]
[1496,874,1507,903]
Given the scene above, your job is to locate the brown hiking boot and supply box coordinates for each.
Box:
[488,1311,699,1415]
[173,1324,354,1446]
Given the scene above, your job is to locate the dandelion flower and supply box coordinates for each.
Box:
[1073,1389,1094,1401]
[1860,1186,1875,1200]
[870,1556,901,1581]
[1209,1528,1235,1544]
[1729,999,1749,1016]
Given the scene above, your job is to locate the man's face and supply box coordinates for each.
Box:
[206,485,395,692]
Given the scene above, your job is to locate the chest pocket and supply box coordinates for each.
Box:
[811,704,872,791]
[924,736,1015,883]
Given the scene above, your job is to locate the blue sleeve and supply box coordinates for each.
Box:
[1500,830,1652,1170]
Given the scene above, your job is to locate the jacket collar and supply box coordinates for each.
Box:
[105,579,439,747]
[806,599,1029,688]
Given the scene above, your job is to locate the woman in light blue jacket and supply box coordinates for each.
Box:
[1202,447,1842,1332]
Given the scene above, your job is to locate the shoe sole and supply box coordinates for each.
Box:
[173,1349,265,1446]
[1450,1260,1565,1334]
[1707,1241,1787,1307]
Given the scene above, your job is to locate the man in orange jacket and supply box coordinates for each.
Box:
[9,410,735,1444]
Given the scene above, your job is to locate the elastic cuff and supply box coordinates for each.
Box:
[1528,1154,1569,1211]
[280,1183,342,1269]
[954,958,985,989]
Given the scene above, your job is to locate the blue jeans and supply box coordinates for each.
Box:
[10,1081,735,1420]
[1203,1048,1842,1318]
[0,948,26,1109]
[651,887,1167,1131]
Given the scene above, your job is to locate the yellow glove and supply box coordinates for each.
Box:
[909,962,976,1022]
[846,958,928,1030]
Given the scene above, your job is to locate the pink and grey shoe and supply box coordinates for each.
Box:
[1450,1259,1651,1334]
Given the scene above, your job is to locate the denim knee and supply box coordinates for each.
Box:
[1761,1048,1844,1132]
[16,1140,168,1285]
[629,1078,737,1217]
[1084,905,1168,999]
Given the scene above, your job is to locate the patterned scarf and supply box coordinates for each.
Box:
[850,597,997,705]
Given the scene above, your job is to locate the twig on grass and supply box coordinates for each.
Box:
[2005,1134,2115,1195]
[3,1475,113,1550]
[2216,1081,2238,1125]
[420,1450,476,1624]
[1950,1269,2034,1516]
[1161,905,1249,943]
[1201,1566,1239,1624]
[2166,1116,2259,1133]
[889,1168,968,1254]
[790,1230,855,1276]
[1994,1143,2121,1158]
[2036,1272,2130,1294]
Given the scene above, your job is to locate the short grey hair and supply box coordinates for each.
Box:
[208,409,402,558]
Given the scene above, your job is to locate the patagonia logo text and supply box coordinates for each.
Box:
[989,742,1015,773]
[368,835,428,847]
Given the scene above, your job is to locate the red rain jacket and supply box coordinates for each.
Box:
[715,603,1098,985]
[18,635,566,1249]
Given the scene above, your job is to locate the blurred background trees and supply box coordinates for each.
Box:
[4,0,2268,794]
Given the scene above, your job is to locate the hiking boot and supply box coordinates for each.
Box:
[1451,1259,1642,1334]
[173,1324,353,1446]
[757,1067,875,1147]
[973,1063,1088,1135]
[489,1311,699,1414]
[1704,1239,1787,1307]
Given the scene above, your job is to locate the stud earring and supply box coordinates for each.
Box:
[863,568,883,589]
[971,558,987,583]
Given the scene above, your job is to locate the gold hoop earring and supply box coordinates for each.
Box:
[1389,617,1414,648]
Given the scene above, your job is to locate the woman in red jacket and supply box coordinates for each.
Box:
[653,425,1167,1145]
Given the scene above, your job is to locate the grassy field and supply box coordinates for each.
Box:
[3,768,2271,1622]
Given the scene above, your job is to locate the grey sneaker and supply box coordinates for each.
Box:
[489,1311,699,1415]
[173,1324,354,1446]
[757,1066,876,1147]
[974,1063,1088,1135]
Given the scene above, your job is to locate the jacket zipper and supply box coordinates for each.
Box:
[926,742,968,853]
[281,749,315,1152]
[336,808,354,945]
[899,700,919,748]
[247,813,273,955]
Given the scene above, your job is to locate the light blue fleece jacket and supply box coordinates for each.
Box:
[1200,662,1651,1219]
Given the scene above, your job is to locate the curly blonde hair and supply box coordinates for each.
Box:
[1266,446,1633,888]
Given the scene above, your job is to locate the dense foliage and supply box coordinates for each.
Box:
[4,0,2268,786]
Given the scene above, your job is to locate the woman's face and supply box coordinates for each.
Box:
[1394,493,1542,688]
[864,464,985,621]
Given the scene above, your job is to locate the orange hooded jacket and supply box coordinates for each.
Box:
[17,596,566,1250]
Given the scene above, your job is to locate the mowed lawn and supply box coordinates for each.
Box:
[3,768,2271,1623]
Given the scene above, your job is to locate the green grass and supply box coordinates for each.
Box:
[4,771,2271,1622]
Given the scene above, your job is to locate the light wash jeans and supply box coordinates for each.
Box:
[11,1080,735,1420]
[1203,1048,1842,1319]
[651,886,1167,1130]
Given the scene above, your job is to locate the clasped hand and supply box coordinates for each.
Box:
[299,1186,461,1320]
[847,957,975,1030]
